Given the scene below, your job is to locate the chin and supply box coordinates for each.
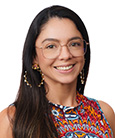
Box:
[57,78,77,85]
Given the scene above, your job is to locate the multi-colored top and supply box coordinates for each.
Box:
[49,92,113,138]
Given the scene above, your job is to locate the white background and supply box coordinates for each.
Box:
[0,0,115,112]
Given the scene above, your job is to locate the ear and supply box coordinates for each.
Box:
[33,56,39,65]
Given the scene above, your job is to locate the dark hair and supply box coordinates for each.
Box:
[11,5,90,138]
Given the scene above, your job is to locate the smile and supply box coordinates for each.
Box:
[54,64,74,71]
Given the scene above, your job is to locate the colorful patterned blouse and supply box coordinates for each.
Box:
[49,93,113,138]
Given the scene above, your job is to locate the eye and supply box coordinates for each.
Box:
[70,42,81,47]
[45,44,57,49]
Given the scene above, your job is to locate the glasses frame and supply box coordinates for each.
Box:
[35,38,89,59]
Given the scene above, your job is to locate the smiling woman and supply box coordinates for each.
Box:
[0,5,115,138]
[35,18,85,86]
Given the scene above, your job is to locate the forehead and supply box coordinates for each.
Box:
[36,17,82,44]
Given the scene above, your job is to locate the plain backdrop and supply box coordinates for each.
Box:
[0,0,115,112]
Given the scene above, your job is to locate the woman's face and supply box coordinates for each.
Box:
[35,17,85,85]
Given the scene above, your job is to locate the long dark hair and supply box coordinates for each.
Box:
[11,5,90,138]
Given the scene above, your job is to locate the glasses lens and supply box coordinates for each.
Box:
[42,42,60,59]
[68,38,87,57]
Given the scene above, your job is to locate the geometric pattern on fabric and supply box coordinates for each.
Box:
[49,92,113,138]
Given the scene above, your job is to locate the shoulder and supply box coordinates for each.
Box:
[0,106,15,138]
[98,100,115,137]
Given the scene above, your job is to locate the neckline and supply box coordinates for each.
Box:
[49,92,83,109]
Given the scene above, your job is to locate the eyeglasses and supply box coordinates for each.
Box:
[36,37,89,59]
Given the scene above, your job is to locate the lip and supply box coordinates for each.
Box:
[54,64,75,73]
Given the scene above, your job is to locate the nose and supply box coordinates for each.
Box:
[58,45,73,60]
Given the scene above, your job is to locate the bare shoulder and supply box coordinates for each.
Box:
[0,106,15,138]
[98,100,115,137]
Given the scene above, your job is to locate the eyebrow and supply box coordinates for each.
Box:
[41,36,82,43]
[42,38,59,43]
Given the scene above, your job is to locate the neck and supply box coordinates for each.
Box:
[45,80,78,107]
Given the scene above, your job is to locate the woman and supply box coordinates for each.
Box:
[0,5,115,138]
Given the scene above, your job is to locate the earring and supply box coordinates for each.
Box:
[80,69,85,85]
[32,63,40,70]
[32,64,44,87]
[24,64,44,88]
[24,71,32,88]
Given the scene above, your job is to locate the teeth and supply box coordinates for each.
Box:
[56,65,73,70]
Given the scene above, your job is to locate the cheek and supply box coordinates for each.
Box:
[78,57,85,71]
[36,50,53,71]
[35,50,43,63]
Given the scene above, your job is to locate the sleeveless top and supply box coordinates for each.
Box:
[49,93,113,138]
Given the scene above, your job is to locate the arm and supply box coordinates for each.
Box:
[98,101,115,138]
[0,106,15,138]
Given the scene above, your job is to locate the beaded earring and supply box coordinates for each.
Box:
[24,71,32,88]
[32,63,44,87]
[80,69,85,85]
[24,64,44,88]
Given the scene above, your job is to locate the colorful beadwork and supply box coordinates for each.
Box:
[49,93,113,138]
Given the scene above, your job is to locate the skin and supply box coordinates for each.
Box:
[0,17,115,138]
[35,17,85,106]
[0,106,15,138]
